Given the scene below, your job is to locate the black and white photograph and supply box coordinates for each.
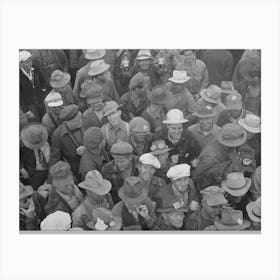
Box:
[19,49,261,232]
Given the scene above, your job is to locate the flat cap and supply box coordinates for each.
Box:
[50,161,71,179]
[129,117,150,134]
[59,104,79,121]
[19,50,32,62]
[200,186,227,206]
[167,164,191,180]
[40,211,71,231]
[139,153,161,169]
[110,141,133,156]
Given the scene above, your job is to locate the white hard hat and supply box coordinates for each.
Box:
[162,109,188,124]
[139,153,161,169]
[40,211,71,231]
[167,164,191,180]
[45,91,63,107]
[19,50,32,62]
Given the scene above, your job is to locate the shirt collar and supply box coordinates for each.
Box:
[21,67,34,78]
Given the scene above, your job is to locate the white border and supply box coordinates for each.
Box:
[1,1,280,280]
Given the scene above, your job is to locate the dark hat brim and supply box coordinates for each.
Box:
[216,132,247,147]
[147,91,172,105]
[118,187,148,205]
[214,219,251,230]
[200,90,220,104]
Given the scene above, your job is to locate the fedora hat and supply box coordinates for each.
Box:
[150,140,172,155]
[157,194,188,213]
[200,85,222,104]
[87,208,122,231]
[21,123,48,150]
[19,183,34,200]
[129,117,150,135]
[103,101,122,117]
[147,86,172,105]
[221,172,251,197]
[118,177,147,204]
[45,91,63,107]
[168,70,191,84]
[217,123,247,147]
[85,49,106,60]
[246,197,261,223]
[200,186,227,207]
[162,109,188,124]
[88,59,110,77]
[193,99,218,118]
[136,49,152,60]
[238,114,261,134]
[85,83,104,104]
[50,70,71,88]
[214,207,251,230]
[78,170,111,196]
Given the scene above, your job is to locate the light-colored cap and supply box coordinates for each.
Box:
[45,91,63,107]
[167,164,191,180]
[139,153,161,169]
[19,50,32,62]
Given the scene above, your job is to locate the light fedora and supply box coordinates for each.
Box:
[168,70,191,84]
[217,123,247,147]
[221,172,251,197]
[238,114,261,134]
[78,170,111,196]
[88,59,110,77]
[87,207,122,231]
[50,70,71,88]
[19,50,32,62]
[85,49,106,60]
[162,109,188,124]
[136,49,152,60]
[21,123,48,150]
[246,197,261,223]
[214,207,251,230]
[200,85,222,104]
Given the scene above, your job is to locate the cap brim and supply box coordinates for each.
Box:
[221,178,251,197]
[78,180,112,196]
[157,207,188,213]
[103,104,122,117]
[162,119,189,124]
[238,119,261,133]
[151,148,172,155]
[48,100,63,107]
[205,195,228,207]
[118,187,148,205]
[136,56,152,60]
[50,73,71,88]
[246,202,261,223]
[214,219,251,230]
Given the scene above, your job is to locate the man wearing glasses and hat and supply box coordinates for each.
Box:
[192,123,256,191]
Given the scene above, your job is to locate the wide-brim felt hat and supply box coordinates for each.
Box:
[221,177,251,197]
[85,49,106,60]
[21,123,48,150]
[50,70,71,88]
[87,216,122,231]
[214,218,251,230]
[168,70,191,84]
[193,100,219,118]
[19,183,34,200]
[118,187,147,205]
[238,115,261,134]
[216,124,247,147]
[147,86,172,105]
[88,60,110,77]
[246,198,261,223]
[78,178,111,196]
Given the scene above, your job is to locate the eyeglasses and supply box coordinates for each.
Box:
[151,142,166,151]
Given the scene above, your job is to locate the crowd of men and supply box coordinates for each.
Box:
[19,49,261,231]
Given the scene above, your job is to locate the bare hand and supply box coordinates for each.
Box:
[191,158,199,168]
[136,204,150,220]
[189,200,199,211]
[20,168,29,179]
[76,146,86,156]
[21,199,36,218]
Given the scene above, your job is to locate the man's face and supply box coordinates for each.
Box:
[173,177,189,193]
[165,211,185,228]
[227,193,244,204]
[50,105,63,116]
[199,117,214,131]
[172,82,185,94]
[20,57,32,73]
[183,50,195,64]
[86,189,102,202]
[246,131,256,141]
[89,97,103,111]
[114,155,132,171]
[96,71,109,83]
[167,124,183,141]
[156,152,169,166]
[230,109,242,118]
[53,175,74,195]
[203,201,221,220]
[139,163,156,182]
[138,59,151,71]
[107,109,121,126]
[125,201,141,212]
[131,133,145,144]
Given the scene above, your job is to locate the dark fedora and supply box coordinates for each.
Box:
[217,123,247,147]
[193,99,218,118]
[147,86,171,105]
